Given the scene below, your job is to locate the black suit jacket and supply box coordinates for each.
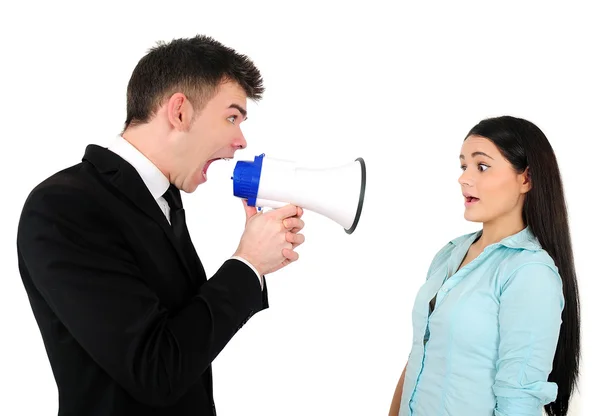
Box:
[16,145,269,415]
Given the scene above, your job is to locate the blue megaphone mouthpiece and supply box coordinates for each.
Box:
[231,153,265,207]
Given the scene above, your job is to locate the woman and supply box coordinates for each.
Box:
[388,116,580,416]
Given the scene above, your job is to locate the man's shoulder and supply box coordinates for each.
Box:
[27,143,117,194]
[20,152,107,218]
[35,161,86,186]
[26,163,90,199]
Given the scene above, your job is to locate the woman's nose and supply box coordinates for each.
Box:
[458,170,473,187]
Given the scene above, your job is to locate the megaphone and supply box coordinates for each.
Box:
[231,154,366,234]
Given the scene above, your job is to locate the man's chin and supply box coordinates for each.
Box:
[193,172,207,188]
[180,176,203,193]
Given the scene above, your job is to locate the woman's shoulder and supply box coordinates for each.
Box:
[492,229,562,299]
[496,249,561,295]
[496,227,560,277]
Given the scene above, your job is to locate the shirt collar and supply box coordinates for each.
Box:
[107,136,170,201]
[497,226,542,251]
[450,226,542,252]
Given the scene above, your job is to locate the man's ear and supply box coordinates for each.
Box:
[166,93,192,131]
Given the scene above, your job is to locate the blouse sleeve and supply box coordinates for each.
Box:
[493,262,564,416]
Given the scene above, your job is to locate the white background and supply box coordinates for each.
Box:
[1,1,597,415]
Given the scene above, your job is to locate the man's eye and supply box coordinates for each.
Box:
[227,115,236,124]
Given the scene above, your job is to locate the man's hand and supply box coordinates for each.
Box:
[233,200,305,276]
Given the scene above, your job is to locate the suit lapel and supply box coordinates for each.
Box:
[82,144,197,286]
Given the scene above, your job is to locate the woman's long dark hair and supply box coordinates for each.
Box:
[466,115,580,416]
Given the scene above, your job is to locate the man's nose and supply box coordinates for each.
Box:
[234,132,247,150]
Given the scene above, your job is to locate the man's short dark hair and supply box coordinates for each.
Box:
[123,34,264,130]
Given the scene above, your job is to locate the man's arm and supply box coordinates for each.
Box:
[17,184,264,407]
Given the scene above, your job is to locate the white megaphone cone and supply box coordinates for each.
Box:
[231,154,366,234]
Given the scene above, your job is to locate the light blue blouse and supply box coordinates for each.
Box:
[399,227,564,416]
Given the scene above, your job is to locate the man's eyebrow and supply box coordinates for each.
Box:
[229,104,247,118]
[459,151,494,160]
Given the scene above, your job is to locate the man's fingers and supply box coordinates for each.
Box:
[271,204,301,220]
[286,232,305,245]
[282,248,299,262]
[282,217,304,231]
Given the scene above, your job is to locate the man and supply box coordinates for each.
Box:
[16,35,305,415]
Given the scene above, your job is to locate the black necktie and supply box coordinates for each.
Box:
[163,184,184,236]
[162,185,196,266]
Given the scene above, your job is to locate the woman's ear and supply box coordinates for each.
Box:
[520,166,532,193]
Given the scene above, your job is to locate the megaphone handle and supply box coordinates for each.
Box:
[253,198,290,210]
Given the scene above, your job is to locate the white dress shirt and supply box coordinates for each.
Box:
[108,136,263,289]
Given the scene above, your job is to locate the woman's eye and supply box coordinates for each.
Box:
[227,115,236,124]
[460,165,466,171]
[478,164,489,172]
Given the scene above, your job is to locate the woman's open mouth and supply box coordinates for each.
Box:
[464,196,480,206]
